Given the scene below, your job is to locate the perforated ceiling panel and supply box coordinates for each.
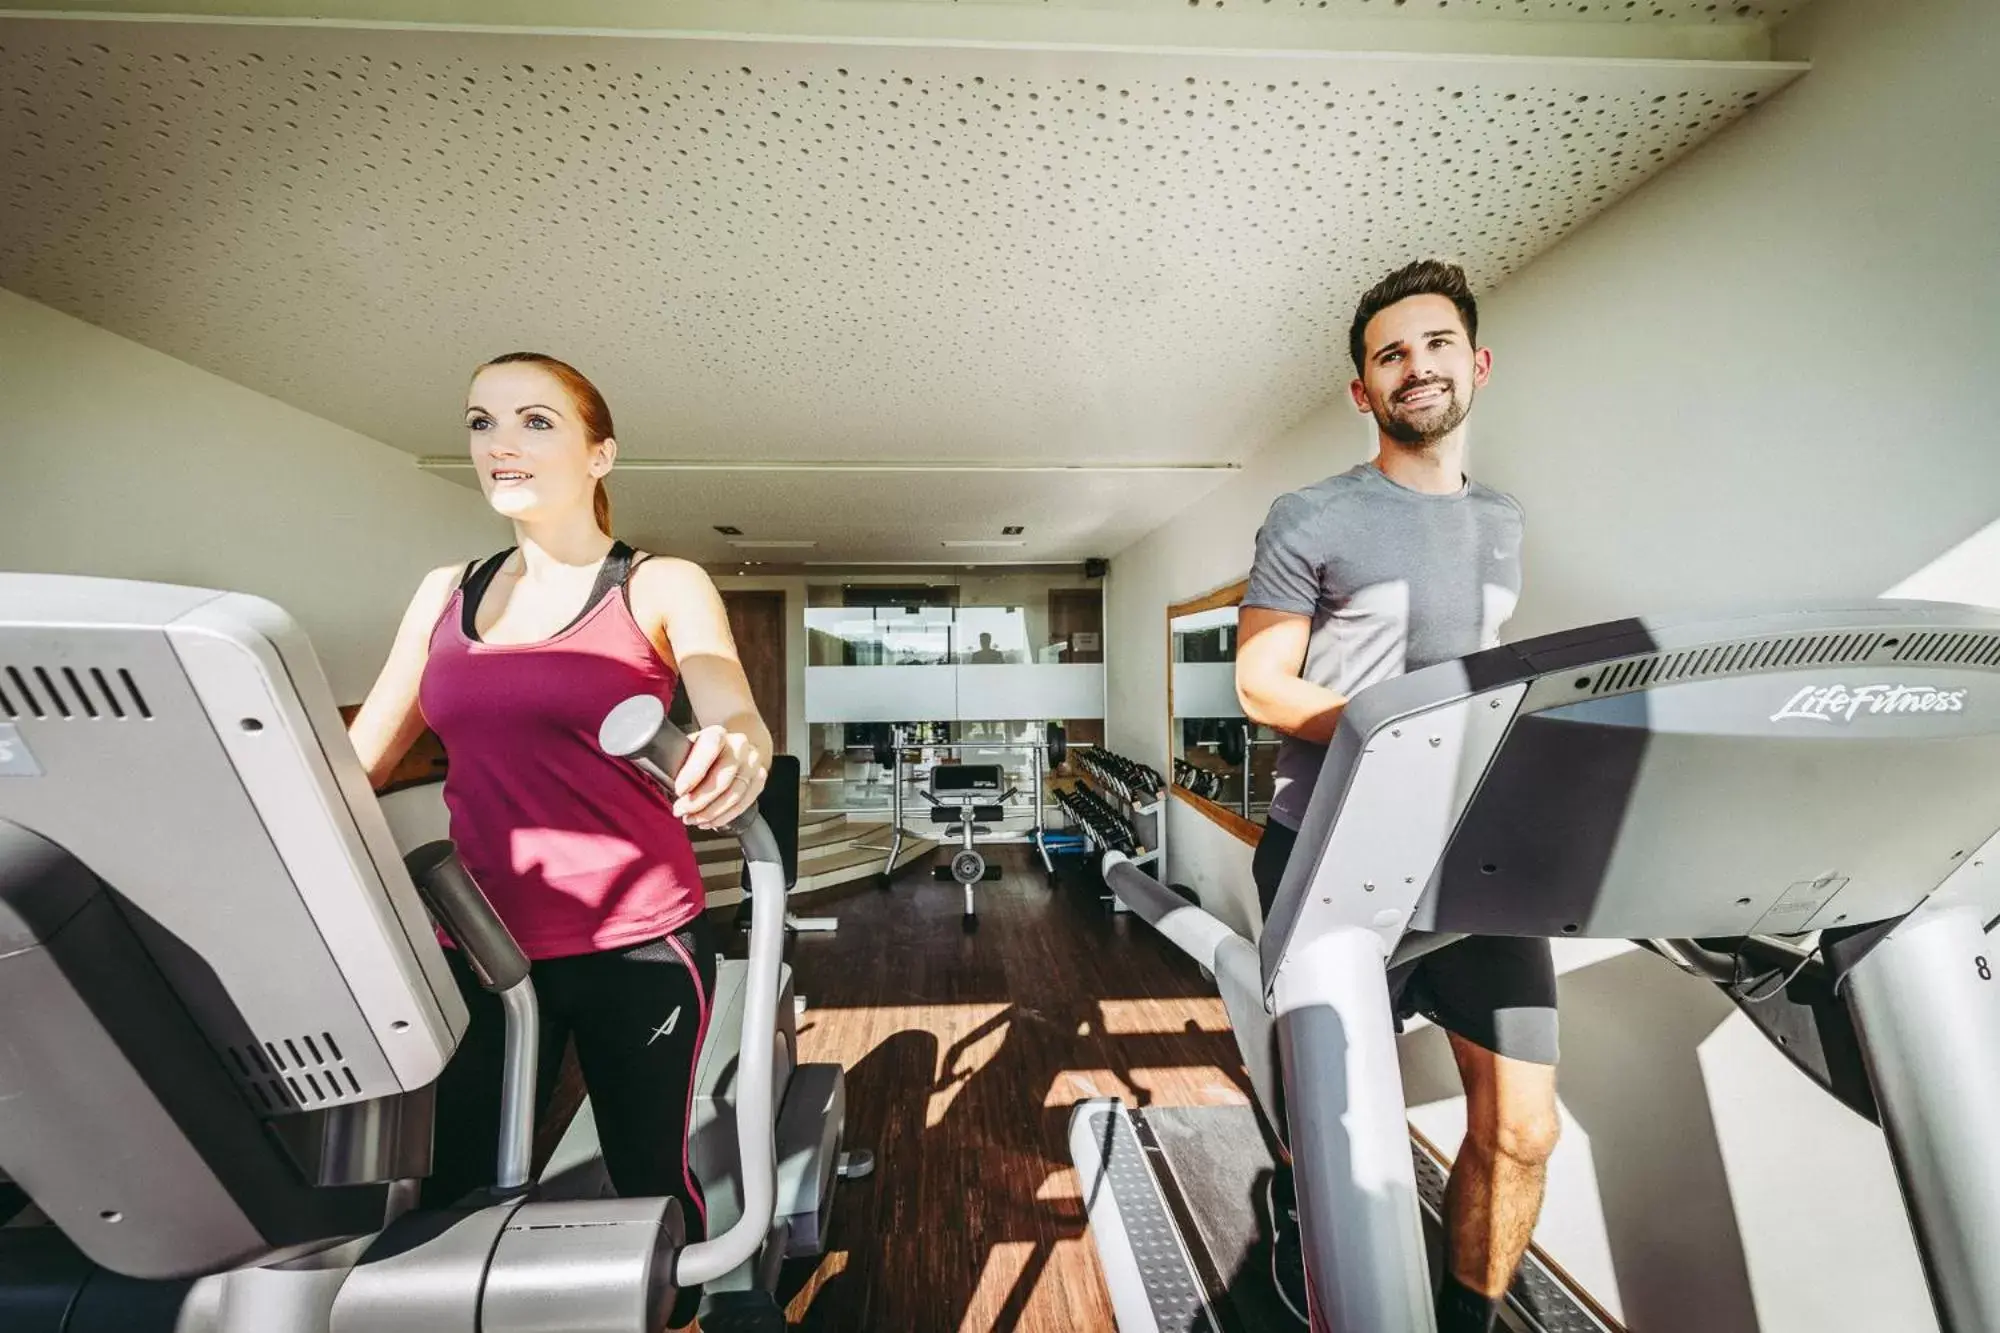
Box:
[623,466,1237,565]
[0,18,1803,558]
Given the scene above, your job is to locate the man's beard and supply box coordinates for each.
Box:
[1374,377,1472,447]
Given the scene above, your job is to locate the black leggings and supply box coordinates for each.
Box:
[422,917,719,1320]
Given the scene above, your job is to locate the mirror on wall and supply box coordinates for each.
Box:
[1167,581,1279,836]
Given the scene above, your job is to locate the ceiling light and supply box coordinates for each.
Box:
[942,539,1027,549]
[728,539,817,549]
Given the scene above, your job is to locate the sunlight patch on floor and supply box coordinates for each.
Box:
[1041,1067,1142,1108]
[1036,1168,1082,1201]
[782,1248,847,1324]
[1095,995,1231,1034]
[957,1241,1038,1333]
[1042,1065,1250,1108]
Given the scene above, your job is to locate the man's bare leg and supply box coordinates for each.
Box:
[1438,1033,1561,1325]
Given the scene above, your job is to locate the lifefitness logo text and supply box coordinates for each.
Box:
[1771,684,1968,724]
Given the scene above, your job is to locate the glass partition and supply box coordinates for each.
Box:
[806,606,956,667]
[800,572,1106,814]
[808,594,1091,665]
[954,606,1033,663]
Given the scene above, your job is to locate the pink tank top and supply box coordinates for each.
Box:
[418,545,707,960]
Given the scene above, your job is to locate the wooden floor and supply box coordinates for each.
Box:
[765,848,1256,1332]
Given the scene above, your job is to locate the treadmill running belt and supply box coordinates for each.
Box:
[1140,1106,1611,1333]
[1138,1105,1294,1333]
[1406,1149,1612,1333]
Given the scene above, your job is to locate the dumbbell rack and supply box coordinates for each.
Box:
[1060,746,1166,912]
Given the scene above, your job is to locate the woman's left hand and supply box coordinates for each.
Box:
[670,724,769,830]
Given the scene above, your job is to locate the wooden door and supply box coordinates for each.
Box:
[1047,587,1106,749]
[1047,588,1103,664]
[722,589,789,753]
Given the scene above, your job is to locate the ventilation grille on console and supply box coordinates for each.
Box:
[0,663,152,720]
[1590,631,1885,695]
[1588,628,2000,696]
[1893,631,2000,667]
[226,1032,364,1114]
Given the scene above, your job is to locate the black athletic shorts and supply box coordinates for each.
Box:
[1253,820,1560,1067]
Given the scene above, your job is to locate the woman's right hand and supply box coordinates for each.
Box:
[670,723,770,831]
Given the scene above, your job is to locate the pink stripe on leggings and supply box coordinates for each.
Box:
[661,931,714,1232]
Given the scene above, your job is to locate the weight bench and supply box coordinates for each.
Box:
[923,763,1013,930]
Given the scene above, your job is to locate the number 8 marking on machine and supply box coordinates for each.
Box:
[1979,957,1992,982]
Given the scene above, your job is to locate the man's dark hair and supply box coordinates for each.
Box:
[1348,259,1479,372]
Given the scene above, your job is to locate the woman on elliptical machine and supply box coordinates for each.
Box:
[347,351,772,1331]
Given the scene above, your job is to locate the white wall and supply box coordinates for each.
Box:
[1105,0,1999,1326]
[1471,0,2000,638]
[0,287,505,703]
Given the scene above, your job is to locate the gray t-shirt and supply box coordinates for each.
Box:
[1245,462,1524,830]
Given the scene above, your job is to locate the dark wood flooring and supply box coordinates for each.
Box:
[767,848,1256,1332]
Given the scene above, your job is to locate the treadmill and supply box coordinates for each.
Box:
[1074,601,2000,1333]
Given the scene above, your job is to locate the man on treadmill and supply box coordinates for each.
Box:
[1236,258,1561,1332]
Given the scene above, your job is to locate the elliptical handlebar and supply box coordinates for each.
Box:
[595,694,785,1289]
[403,841,530,994]
[402,840,540,1195]
[599,696,782,862]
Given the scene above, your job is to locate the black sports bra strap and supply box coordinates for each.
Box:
[619,546,659,614]
[594,540,637,598]
[459,548,516,640]
[582,541,639,629]
[462,543,635,643]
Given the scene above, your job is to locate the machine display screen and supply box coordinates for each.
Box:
[931,763,1005,795]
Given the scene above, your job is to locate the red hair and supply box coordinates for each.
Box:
[479,352,615,535]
